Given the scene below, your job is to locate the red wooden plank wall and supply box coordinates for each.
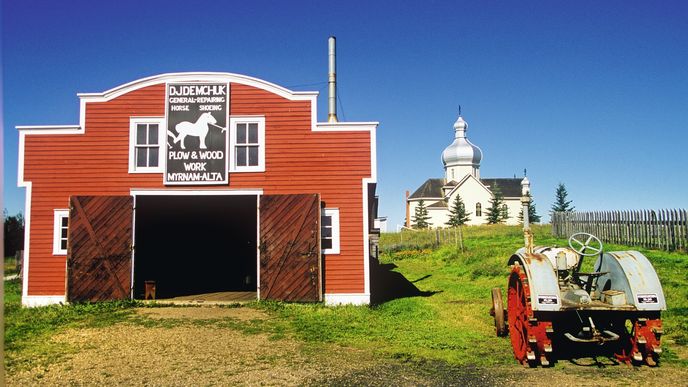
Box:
[23,83,371,296]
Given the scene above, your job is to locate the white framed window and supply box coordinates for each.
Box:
[229,116,265,172]
[476,203,482,217]
[129,117,165,173]
[321,208,340,254]
[53,209,70,255]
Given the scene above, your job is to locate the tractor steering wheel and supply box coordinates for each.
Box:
[568,232,603,256]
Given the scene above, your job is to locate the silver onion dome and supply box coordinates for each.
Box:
[441,115,483,167]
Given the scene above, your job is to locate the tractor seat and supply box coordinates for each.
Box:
[573,271,609,293]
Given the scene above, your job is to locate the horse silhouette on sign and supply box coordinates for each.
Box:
[168,112,222,150]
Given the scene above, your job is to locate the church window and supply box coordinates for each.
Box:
[476,203,482,216]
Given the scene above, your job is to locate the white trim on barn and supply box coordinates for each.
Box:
[314,122,379,132]
[130,189,263,302]
[19,72,378,138]
[20,181,32,306]
[22,295,67,307]
[16,126,83,186]
[324,293,371,305]
[362,125,377,298]
[77,72,320,134]
[130,189,264,196]
[131,195,137,299]
[256,196,261,300]
[17,126,84,305]
[78,72,318,101]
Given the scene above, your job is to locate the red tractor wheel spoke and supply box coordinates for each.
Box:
[614,318,663,366]
[508,266,531,364]
[507,264,553,367]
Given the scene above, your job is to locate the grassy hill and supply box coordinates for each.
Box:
[262,224,688,366]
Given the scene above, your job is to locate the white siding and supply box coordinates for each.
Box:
[503,198,522,225]
[448,176,492,226]
[427,208,450,227]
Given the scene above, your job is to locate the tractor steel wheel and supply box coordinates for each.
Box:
[507,263,553,367]
[491,287,507,337]
[507,264,531,365]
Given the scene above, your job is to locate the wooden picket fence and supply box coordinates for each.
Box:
[551,209,688,251]
[380,227,464,251]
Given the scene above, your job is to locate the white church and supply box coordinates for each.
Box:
[407,114,525,227]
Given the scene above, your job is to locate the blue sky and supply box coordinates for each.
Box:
[3,0,687,228]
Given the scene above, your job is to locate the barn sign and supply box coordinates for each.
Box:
[164,82,229,185]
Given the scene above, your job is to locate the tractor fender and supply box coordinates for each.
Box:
[594,251,666,311]
[508,253,561,312]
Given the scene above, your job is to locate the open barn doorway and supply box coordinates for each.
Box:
[133,195,257,301]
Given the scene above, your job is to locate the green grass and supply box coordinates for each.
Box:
[4,276,22,305]
[5,225,687,372]
[5,256,20,275]
[249,225,556,366]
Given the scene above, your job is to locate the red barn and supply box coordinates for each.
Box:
[17,72,378,306]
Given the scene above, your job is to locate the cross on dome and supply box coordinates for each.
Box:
[441,114,482,170]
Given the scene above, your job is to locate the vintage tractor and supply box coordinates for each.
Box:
[491,178,666,367]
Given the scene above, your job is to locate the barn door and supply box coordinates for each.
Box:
[259,194,322,301]
[67,196,134,302]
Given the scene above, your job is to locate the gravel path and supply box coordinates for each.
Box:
[7,307,687,386]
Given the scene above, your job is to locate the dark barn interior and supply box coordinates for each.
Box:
[133,195,257,299]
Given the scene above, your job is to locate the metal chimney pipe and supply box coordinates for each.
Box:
[328,36,338,122]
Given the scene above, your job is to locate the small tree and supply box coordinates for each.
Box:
[4,209,25,256]
[485,183,506,224]
[518,193,542,224]
[551,183,574,213]
[502,204,510,221]
[446,194,471,227]
[412,200,431,229]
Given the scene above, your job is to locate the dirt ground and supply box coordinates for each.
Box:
[7,307,688,386]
